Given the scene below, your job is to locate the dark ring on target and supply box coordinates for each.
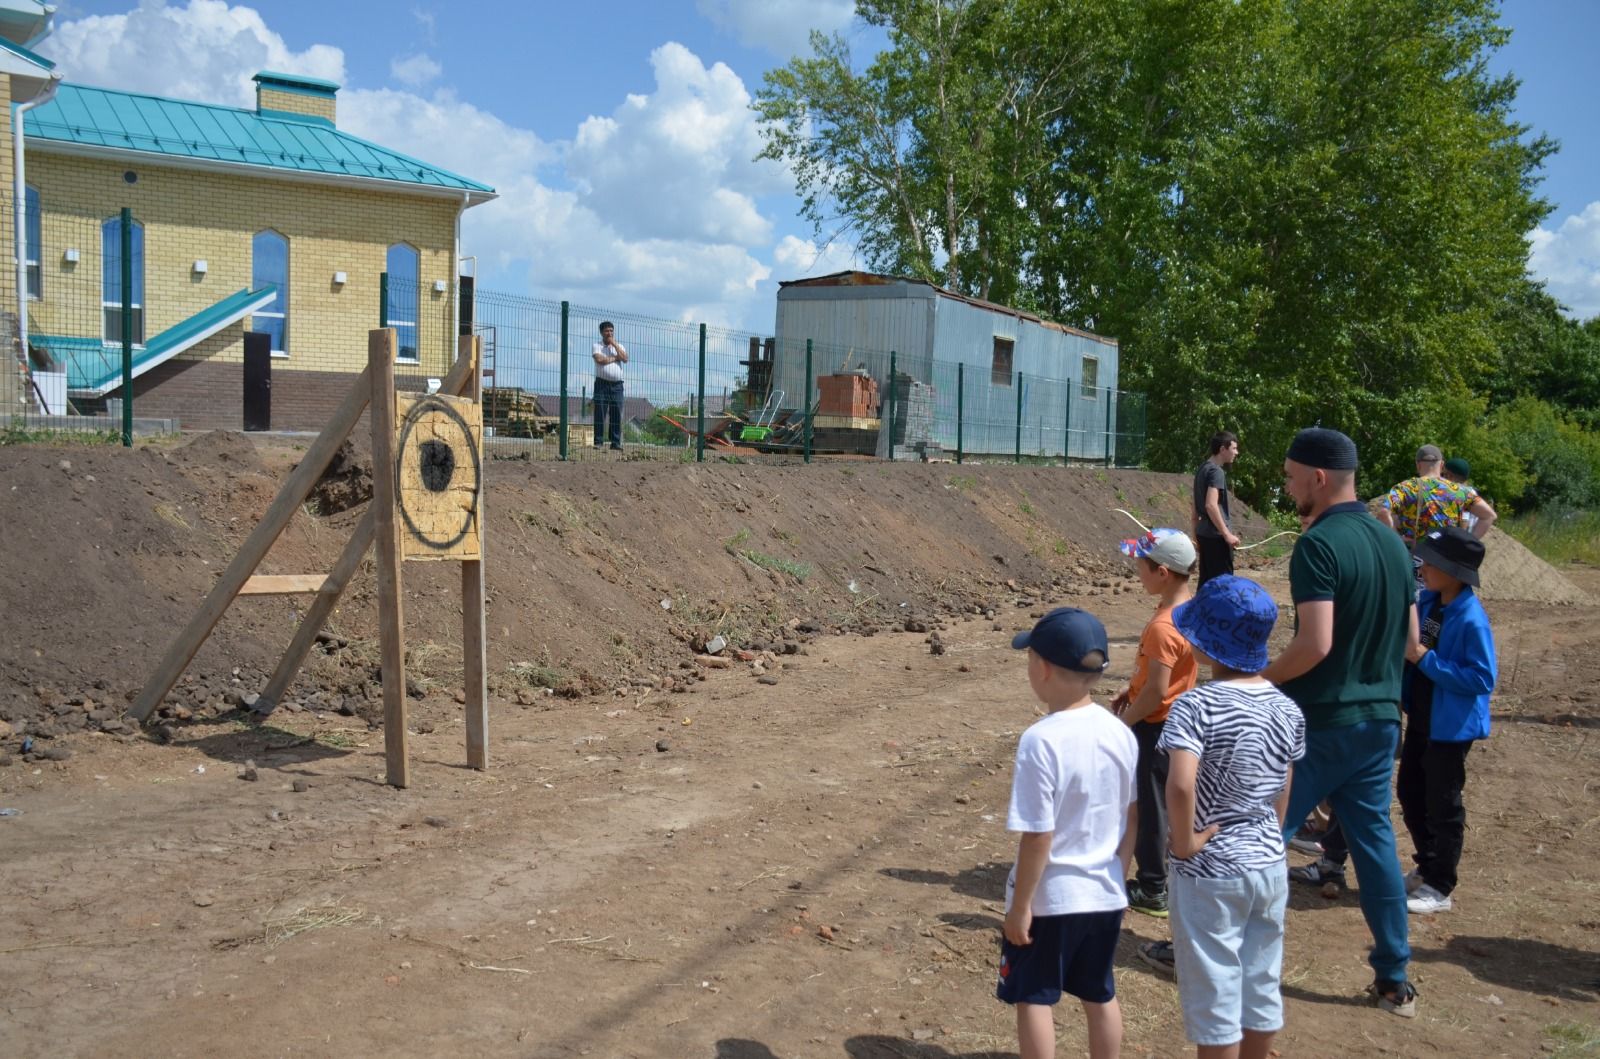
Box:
[395,394,481,551]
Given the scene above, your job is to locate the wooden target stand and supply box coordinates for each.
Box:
[131,329,489,787]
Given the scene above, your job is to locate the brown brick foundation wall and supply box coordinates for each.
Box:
[109,358,429,432]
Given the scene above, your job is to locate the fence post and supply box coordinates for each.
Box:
[379,272,389,328]
[120,207,133,447]
[956,362,964,465]
[1014,370,1023,464]
[1104,386,1114,467]
[696,323,707,463]
[803,339,813,464]
[886,351,897,462]
[558,301,569,461]
[1063,376,1072,467]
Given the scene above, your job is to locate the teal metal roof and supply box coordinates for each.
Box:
[41,284,279,394]
[253,70,340,95]
[25,84,494,197]
[0,34,51,70]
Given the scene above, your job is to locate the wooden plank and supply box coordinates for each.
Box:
[370,329,409,789]
[131,365,372,723]
[255,352,479,714]
[460,335,489,770]
[239,574,328,596]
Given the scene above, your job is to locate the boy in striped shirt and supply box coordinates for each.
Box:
[1159,576,1305,1059]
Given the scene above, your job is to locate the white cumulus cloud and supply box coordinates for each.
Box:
[389,53,442,88]
[1529,202,1600,320]
[697,0,856,56]
[566,42,788,248]
[772,233,859,280]
[41,0,343,105]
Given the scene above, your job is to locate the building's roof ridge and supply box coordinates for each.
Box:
[0,31,54,70]
[25,82,495,197]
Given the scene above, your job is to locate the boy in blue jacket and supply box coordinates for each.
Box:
[1399,527,1496,914]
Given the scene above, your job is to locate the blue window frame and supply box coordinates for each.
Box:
[25,185,40,300]
[102,215,145,344]
[386,242,419,362]
[251,229,289,355]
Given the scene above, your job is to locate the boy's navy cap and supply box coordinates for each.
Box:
[1171,575,1278,673]
[1414,526,1484,587]
[1444,456,1471,479]
[1011,607,1110,674]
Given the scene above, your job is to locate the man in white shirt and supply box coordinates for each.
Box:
[592,320,628,450]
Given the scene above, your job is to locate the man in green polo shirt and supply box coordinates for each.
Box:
[1262,427,1418,1018]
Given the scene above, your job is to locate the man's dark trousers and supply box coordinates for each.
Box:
[594,379,624,449]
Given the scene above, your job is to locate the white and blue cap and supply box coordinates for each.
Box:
[1119,528,1197,574]
[1011,607,1110,674]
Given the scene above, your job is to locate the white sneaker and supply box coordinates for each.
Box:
[1403,869,1424,894]
[1407,883,1451,914]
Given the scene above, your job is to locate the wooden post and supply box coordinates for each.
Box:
[131,366,373,723]
[461,335,489,769]
[370,329,409,788]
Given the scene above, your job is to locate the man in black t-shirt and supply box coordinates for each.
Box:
[1192,431,1240,586]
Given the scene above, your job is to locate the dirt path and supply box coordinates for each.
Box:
[2,561,1596,1057]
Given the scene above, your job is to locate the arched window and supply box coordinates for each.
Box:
[24,185,40,300]
[385,242,419,362]
[251,229,289,355]
[102,215,144,344]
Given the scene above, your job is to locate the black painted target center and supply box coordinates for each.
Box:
[419,439,456,492]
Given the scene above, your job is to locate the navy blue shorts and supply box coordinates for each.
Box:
[996,909,1123,1005]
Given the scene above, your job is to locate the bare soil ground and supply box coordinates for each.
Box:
[1,436,1596,1058]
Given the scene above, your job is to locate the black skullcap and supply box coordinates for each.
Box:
[1285,427,1358,470]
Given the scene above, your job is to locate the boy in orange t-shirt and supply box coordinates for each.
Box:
[1111,529,1199,917]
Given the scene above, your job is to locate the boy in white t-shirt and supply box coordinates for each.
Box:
[1001,607,1139,1059]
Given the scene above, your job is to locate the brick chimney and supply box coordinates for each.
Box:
[253,71,339,124]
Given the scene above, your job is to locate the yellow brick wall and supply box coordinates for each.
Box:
[25,151,460,378]
[256,86,335,123]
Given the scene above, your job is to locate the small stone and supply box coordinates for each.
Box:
[655,740,670,753]
[758,676,780,686]
[423,816,452,829]
[992,623,1003,632]
[58,459,72,472]
[955,794,970,805]
[817,925,835,940]
[453,689,467,704]
[292,779,309,793]
[240,764,259,782]
[752,781,763,789]
[192,892,215,907]
[40,746,72,761]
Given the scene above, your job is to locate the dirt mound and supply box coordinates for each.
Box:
[0,441,1279,745]
[304,437,373,515]
[1476,526,1592,605]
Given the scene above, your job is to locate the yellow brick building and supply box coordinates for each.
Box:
[1,9,494,430]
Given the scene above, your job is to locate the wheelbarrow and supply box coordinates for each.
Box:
[738,390,785,443]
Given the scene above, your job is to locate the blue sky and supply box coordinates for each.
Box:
[37,1,1600,328]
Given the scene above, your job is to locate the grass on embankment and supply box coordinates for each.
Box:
[1500,509,1600,567]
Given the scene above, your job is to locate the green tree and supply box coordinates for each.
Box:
[758,0,1556,512]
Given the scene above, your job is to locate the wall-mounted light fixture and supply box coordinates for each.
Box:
[332,271,347,286]
[63,248,80,263]
[193,259,208,275]
[433,279,448,293]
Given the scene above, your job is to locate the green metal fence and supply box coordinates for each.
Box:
[470,286,1148,467]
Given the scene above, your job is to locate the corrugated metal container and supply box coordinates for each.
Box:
[774,272,1119,459]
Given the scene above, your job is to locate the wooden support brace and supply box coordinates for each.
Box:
[131,366,373,723]
[240,575,329,596]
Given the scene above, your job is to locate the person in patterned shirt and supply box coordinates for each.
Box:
[1378,445,1496,545]
[1378,444,1496,595]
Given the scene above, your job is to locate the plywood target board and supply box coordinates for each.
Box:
[396,393,482,561]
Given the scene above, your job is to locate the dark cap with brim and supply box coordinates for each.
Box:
[1286,427,1359,470]
[1414,526,1484,587]
[1012,607,1110,674]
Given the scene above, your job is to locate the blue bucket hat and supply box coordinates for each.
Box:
[1171,575,1278,673]
[1011,607,1110,674]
